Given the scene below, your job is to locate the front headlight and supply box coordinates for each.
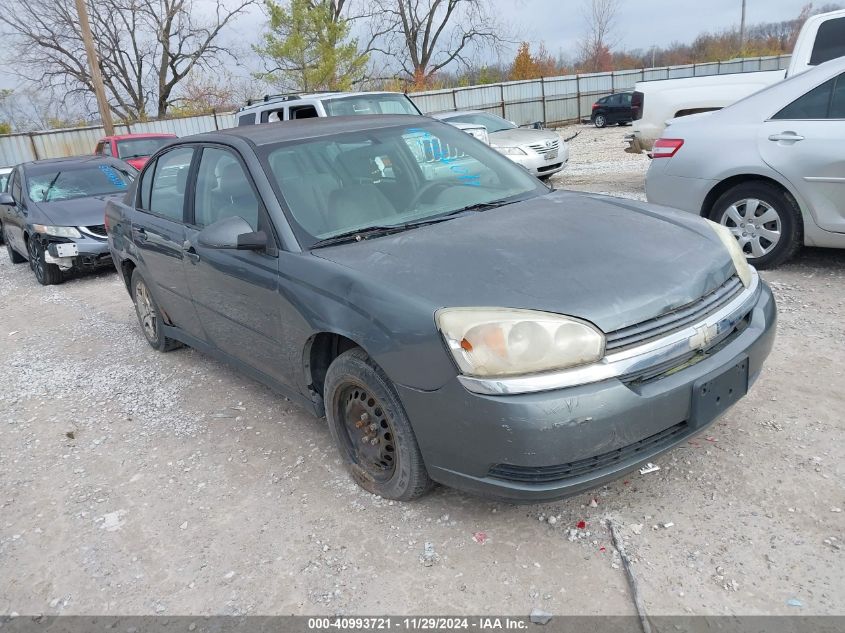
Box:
[436,308,605,377]
[494,146,527,156]
[33,224,82,238]
[707,220,752,288]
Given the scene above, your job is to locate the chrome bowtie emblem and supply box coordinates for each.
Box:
[689,323,719,350]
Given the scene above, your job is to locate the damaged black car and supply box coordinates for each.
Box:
[1,156,135,285]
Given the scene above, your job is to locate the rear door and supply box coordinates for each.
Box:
[606,94,623,122]
[131,146,205,337]
[182,145,289,385]
[759,71,845,233]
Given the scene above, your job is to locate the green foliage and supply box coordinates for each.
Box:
[0,121,11,135]
[253,0,368,93]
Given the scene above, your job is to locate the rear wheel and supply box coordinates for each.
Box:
[324,348,432,501]
[130,269,182,352]
[28,238,63,285]
[709,182,802,269]
[594,114,607,128]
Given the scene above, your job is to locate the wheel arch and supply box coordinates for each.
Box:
[303,332,364,413]
[700,173,804,226]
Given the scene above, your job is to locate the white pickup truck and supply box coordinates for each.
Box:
[626,8,845,153]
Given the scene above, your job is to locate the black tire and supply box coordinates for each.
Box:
[594,114,607,128]
[0,221,4,245]
[324,348,432,501]
[130,268,182,352]
[28,237,63,285]
[6,239,26,264]
[709,182,802,270]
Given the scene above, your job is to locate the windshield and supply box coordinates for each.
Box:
[27,164,134,202]
[322,94,421,116]
[442,113,515,133]
[116,137,173,160]
[262,121,547,247]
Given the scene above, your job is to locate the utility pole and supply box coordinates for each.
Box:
[739,0,747,54]
[74,0,114,134]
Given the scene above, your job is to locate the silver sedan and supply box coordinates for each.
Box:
[433,110,568,179]
[645,56,845,269]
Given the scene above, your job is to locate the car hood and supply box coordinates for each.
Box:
[314,190,737,333]
[32,193,123,227]
[489,128,559,147]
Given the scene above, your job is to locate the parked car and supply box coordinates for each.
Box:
[235,91,421,126]
[1,156,135,284]
[432,110,568,179]
[94,133,177,170]
[590,92,633,128]
[645,56,845,269]
[107,115,775,502]
[0,166,11,245]
[627,8,845,153]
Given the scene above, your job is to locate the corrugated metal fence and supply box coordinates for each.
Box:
[0,54,790,166]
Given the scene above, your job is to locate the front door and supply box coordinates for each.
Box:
[182,146,290,386]
[758,71,845,233]
[133,146,205,338]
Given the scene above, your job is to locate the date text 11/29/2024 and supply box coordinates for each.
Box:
[307,617,530,630]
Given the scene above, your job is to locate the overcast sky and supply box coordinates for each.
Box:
[0,1,812,93]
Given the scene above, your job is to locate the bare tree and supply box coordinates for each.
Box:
[369,0,507,89]
[577,0,620,72]
[0,0,258,121]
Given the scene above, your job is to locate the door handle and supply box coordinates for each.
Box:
[134,227,147,242]
[182,240,200,263]
[768,132,804,142]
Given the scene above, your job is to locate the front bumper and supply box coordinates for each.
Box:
[505,146,569,177]
[396,282,776,502]
[43,236,113,271]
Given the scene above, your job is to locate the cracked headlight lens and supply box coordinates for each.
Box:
[436,308,605,377]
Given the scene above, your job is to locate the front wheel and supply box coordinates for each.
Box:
[324,348,432,501]
[709,182,802,269]
[130,269,182,352]
[594,114,607,128]
[28,238,63,285]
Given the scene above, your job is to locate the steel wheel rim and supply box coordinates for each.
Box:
[720,198,781,259]
[134,280,158,341]
[28,239,43,280]
[595,115,605,126]
[337,384,396,483]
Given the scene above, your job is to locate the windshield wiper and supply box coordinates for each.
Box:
[41,171,62,201]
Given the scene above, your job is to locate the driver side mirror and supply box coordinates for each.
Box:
[197,215,267,251]
[0,192,16,206]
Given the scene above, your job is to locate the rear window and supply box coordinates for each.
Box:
[116,137,173,160]
[810,17,845,65]
[322,94,420,116]
[27,164,134,202]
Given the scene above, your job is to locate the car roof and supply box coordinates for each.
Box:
[240,91,410,111]
[180,115,438,147]
[100,133,177,140]
[21,155,126,174]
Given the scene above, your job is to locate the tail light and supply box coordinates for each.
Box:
[652,138,684,158]
[631,91,644,120]
[592,103,600,110]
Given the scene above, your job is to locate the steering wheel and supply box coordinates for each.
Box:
[407,181,478,210]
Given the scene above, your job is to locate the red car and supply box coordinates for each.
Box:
[94,133,176,170]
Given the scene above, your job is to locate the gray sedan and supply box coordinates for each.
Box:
[106,115,775,502]
[433,110,569,178]
[646,56,845,269]
[1,156,135,284]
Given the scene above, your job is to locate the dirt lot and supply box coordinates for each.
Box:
[1,125,843,617]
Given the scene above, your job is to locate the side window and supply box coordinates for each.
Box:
[810,17,845,66]
[830,75,845,119]
[147,147,194,221]
[262,109,285,123]
[139,159,156,209]
[608,94,622,105]
[11,170,22,203]
[622,93,632,106]
[290,105,318,119]
[193,147,259,230]
[773,78,835,120]
[100,142,113,156]
[237,113,256,126]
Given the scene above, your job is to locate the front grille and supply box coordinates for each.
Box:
[606,276,744,353]
[528,139,560,157]
[537,162,563,172]
[488,421,689,484]
[81,224,108,238]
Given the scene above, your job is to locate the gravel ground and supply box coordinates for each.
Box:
[1,128,843,617]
